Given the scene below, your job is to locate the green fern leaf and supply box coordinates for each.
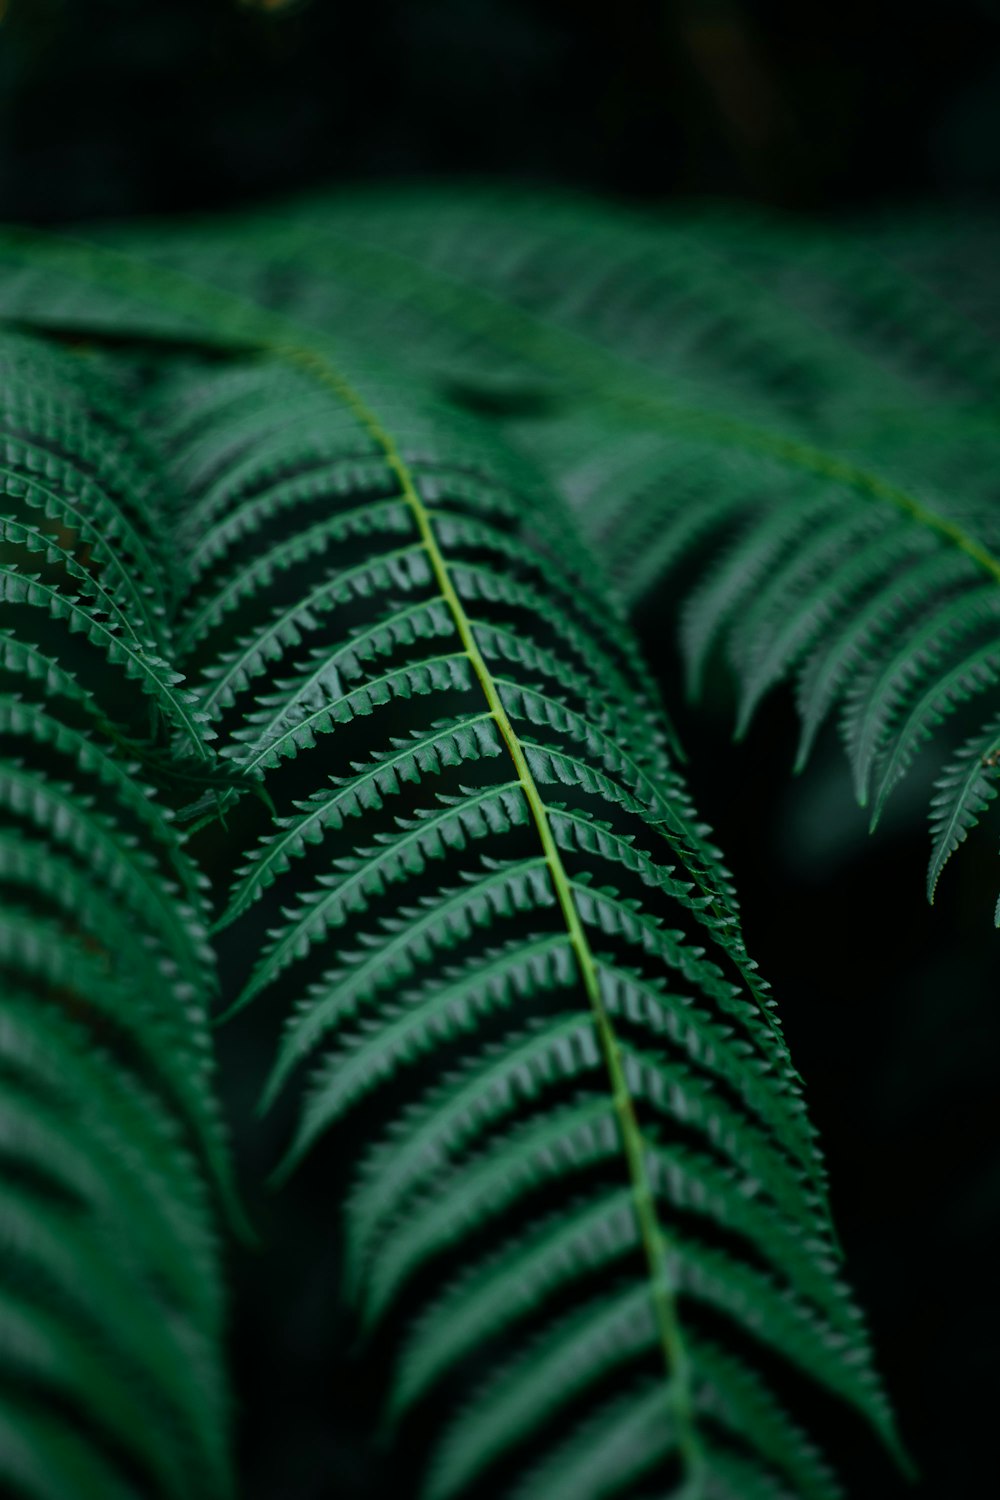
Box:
[0,333,235,1499]
[137,328,899,1495]
[927,711,1000,902]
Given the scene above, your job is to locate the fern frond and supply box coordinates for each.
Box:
[0,334,235,1498]
[0,335,217,767]
[927,712,1000,904]
[144,331,900,1496]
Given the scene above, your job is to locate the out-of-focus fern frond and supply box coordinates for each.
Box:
[0,333,233,1498]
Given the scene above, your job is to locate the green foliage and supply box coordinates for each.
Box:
[0,336,232,1499]
[4,187,990,1495]
[276,191,1000,908]
[157,343,895,1497]
[46,185,997,910]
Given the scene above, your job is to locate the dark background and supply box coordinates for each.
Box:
[2,0,1000,221]
[3,2,998,1497]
